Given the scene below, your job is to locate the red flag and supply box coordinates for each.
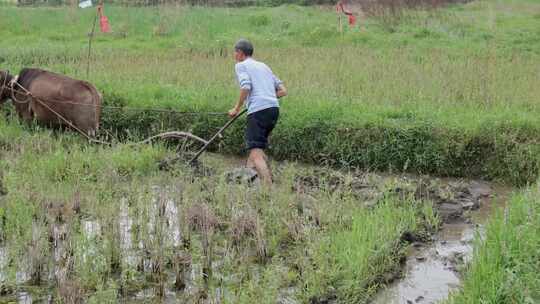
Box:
[97,5,111,33]
[348,14,356,26]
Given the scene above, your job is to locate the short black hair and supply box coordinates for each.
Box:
[234,39,254,56]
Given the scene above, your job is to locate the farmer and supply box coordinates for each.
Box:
[228,39,287,185]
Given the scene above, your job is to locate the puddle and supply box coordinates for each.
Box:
[152,186,182,249]
[81,219,100,239]
[17,292,53,304]
[51,223,69,284]
[372,223,471,304]
[119,198,138,267]
[17,292,33,304]
[371,182,510,304]
[278,287,299,304]
[0,246,8,283]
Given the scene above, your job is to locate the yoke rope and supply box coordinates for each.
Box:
[11,81,108,144]
[8,87,227,116]
[4,82,230,148]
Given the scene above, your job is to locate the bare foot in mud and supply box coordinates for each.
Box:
[225,167,259,185]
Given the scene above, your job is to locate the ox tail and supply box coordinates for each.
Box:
[80,81,102,135]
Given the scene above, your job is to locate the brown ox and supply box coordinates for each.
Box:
[0,68,102,136]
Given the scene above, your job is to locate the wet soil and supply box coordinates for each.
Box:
[370,181,511,304]
[0,154,513,304]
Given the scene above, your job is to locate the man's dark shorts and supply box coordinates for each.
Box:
[246,107,279,150]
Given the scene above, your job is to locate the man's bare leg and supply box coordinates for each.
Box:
[247,148,272,185]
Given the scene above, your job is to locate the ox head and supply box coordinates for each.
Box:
[0,70,14,105]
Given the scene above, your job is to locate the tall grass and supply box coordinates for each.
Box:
[447,186,540,303]
[301,198,436,302]
[0,2,539,302]
[2,2,540,184]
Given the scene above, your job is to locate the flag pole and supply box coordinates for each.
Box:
[86,3,99,79]
[336,1,343,33]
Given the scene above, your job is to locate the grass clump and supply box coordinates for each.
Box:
[301,197,436,302]
[448,186,540,304]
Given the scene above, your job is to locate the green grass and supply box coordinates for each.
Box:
[1,1,540,302]
[302,198,436,302]
[448,186,540,304]
[1,1,540,184]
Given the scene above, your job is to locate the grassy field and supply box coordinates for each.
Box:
[1,0,540,303]
[1,0,540,184]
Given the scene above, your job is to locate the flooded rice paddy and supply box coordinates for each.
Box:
[0,154,512,304]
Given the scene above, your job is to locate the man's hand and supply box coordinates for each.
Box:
[276,84,287,99]
[229,89,249,118]
[228,107,241,118]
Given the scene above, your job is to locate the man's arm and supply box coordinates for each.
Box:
[271,70,286,99]
[228,88,250,117]
[229,63,252,117]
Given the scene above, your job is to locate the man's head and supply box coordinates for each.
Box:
[234,39,253,62]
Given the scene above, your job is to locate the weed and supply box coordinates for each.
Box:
[448,187,540,303]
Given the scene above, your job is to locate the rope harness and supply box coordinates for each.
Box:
[9,81,108,144]
[9,76,31,104]
[8,86,226,115]
[1,79,233,150]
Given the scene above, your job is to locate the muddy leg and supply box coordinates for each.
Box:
[246,153,255,170]
[247,148,272,185]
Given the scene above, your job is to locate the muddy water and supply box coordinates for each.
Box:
[371,183,510,304]
[372,223,472,304]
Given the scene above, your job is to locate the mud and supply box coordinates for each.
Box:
[225,167,258,184]
[372,223,471,304]
[290,169,510,304]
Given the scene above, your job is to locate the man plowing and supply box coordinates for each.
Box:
[228,39,287,185]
